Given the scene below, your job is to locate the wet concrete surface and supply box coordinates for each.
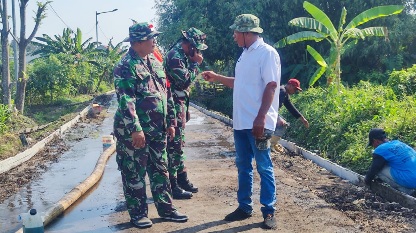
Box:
[1,98,235,233]
[41,106,236,233]
[1,97,118,233]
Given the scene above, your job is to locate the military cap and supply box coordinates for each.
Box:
[123,22,161,42]
[182,27,208,50]
[229,14,263,33]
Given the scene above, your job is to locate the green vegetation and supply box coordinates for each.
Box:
[0,104,11,134]
[279,69,416,174]
[274,1,404,86]
[0,0,415,179]
[191,80,233,118]
[27,28,126,105]
[158,0,416,175]
[0,26,124,160]
[387,64,416,99]
[192,66,416,174]
[31,28,98,58]
[25,95,92,124]
[155,0,416,85]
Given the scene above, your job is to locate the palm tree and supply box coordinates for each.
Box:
[274,1,404,87]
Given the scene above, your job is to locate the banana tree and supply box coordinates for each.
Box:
[88,40,127,92]
[32,28,99,58]
[274,1,404,87]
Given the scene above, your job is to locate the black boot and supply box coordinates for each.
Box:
[170,176,193,199]
[177,172,198,193]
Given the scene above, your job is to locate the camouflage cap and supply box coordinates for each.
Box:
[181,27,208,50]
[229,14,263,33]
[123,22,161,42]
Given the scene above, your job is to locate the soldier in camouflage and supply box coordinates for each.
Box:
[113,22,188,229]
[164,27,208,199]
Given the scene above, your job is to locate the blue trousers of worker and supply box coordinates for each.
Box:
[233,129,277,218]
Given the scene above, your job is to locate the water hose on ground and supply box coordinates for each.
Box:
[14,144,116,233]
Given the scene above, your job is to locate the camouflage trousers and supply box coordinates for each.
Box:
[116,133,176,220]
[167,126,187,177]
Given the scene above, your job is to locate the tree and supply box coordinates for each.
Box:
[0,0,11,107]
[31,27,99,58]
[274,1,404,87]
[15,0,50,114]
[88,40,127,92]
[153,0,415,85]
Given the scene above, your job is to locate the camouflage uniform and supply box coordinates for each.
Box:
[164,28,207,179]
[113,23,177,221]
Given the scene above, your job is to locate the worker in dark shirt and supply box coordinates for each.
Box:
[271,78,309,150]
[365,128,416,195]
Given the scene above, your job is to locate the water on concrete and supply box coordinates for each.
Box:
[1,96,118,233]
[1,100,235,233]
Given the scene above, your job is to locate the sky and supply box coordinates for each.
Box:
[22,0,157,45]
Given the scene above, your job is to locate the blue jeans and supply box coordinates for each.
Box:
[234,129,277,217]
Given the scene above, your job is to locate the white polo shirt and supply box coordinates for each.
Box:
[233,37,281,131]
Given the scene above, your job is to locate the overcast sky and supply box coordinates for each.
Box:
[22,0,157,45]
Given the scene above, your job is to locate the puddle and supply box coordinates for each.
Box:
[187,113,205,126]
[0,96,118,233]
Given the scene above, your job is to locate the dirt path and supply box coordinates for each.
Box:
[2,106,416,232]
[104,108,416,233]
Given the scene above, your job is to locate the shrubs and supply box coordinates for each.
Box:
[282,81,416,174]
[193,65,416,175]
[387,64,416,99]
[0,104,11,134]
[191,82,233,118]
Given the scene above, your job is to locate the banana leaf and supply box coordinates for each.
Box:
[303,1,337,41]
[274,31,326,48]
[338,7,347,33]
[309,66,326,86]
[289,17,330,34]
[343,27,387,41]
[307,45,327,68]
[345,5,404,30]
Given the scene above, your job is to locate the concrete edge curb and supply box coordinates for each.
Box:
[0,91,116,175]
[14,144,116,233]
[189,102,416,210]
[0,105,90,175]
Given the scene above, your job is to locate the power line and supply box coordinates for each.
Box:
[48,3,72,30]
[98,24,110,42]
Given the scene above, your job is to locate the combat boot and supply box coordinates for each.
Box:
[170,176,193,199]
[177,171,198,193]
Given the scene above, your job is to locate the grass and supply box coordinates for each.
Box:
[0,95,94,160]
[25,95,92,124]
[0,133,21,160]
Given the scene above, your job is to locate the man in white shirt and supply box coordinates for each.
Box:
[201,13,280,230]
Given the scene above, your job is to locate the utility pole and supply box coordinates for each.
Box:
[95,9,118,45]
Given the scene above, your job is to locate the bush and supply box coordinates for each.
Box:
[0,104,11,134]
[27,53,97,105]
[192,65,416,175]
[191,84,233,118]
[387,64,416,99]
[282,81,416,174]
[27,54,73,104]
